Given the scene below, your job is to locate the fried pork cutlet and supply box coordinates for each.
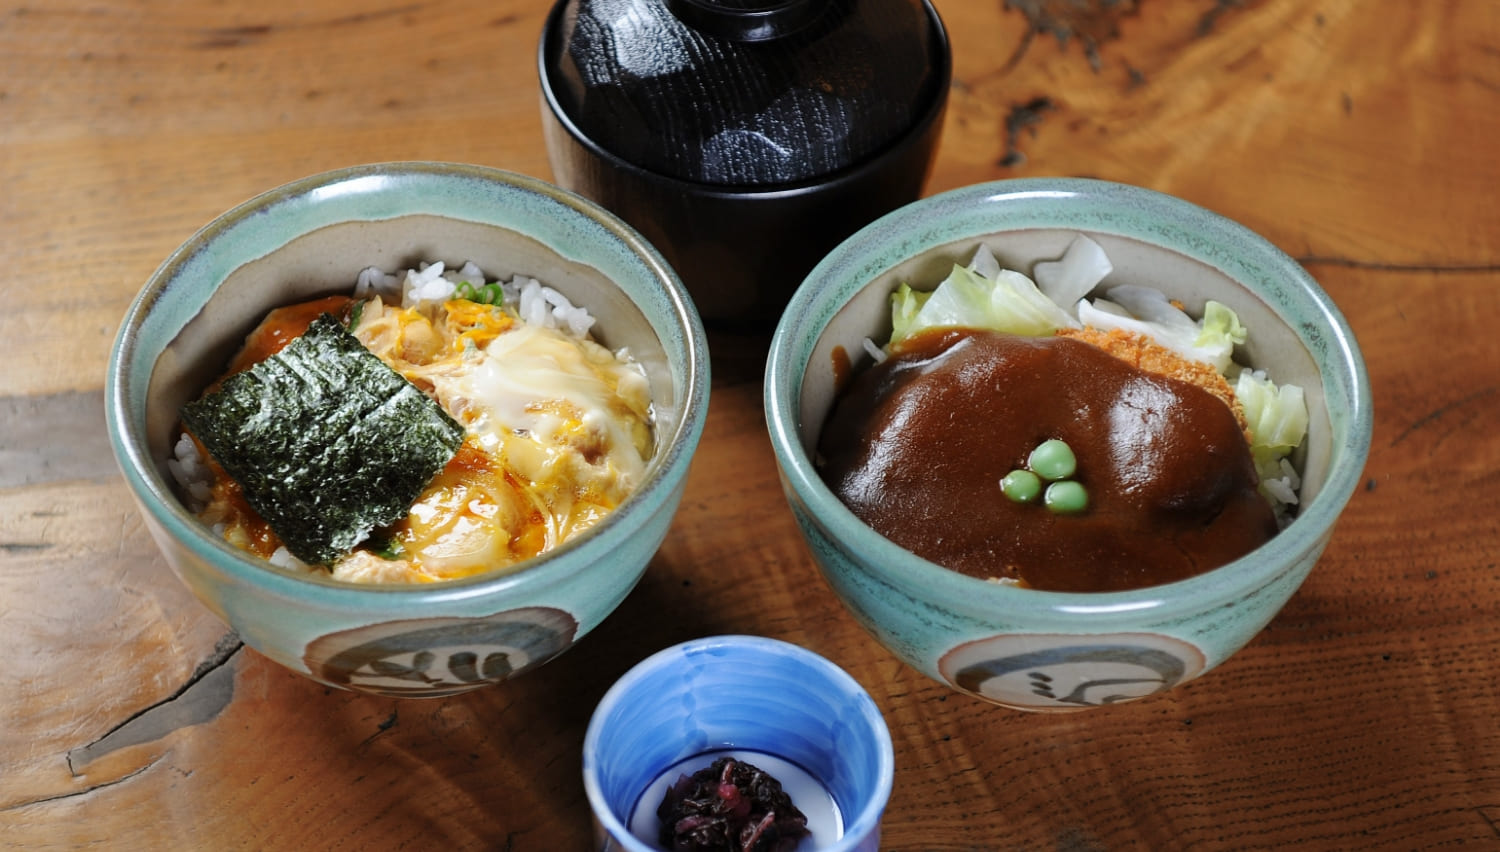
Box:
[1056,326,1250,441]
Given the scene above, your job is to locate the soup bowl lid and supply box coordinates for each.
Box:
[539,0,949,186]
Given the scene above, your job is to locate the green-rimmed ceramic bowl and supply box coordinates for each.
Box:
[765,178,1371,711]
[107,162,709,698]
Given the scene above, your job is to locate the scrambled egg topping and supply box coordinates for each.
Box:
[201,294,653,584]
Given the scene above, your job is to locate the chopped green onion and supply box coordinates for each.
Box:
[454,280,505,305]
[369,536,406,560]
[347,298,367,331]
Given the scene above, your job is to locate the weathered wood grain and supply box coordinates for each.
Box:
[3,0,1499,849]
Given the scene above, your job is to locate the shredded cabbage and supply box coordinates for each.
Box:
[1033,234,1114,310]
[1075,287,1244,374]
[1237,370,1308,453]
[1198,300,1248,351]
[889,283,932,345]
[968,244,1003,280]
[888,263,1077,346]
[1237,368,1309,503]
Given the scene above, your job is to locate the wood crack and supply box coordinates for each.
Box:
[358,710,400,748]
[1002,0,1141,72]
[1390,387,1498,449]
[1197,0,1247,37]
[1296,256,1500,273]
[0,758,163,813]
[1479,806,1500,838]
[1000,96,1056,167]
[65,633,243,775]
[194,3,424,48]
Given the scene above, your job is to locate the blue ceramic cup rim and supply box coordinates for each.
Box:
[583,634,896,851]
[765,177,1372,626]
[106,161,709,610]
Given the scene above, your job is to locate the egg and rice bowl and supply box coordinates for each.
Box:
[170,261,654,584]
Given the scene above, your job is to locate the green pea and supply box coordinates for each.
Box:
[1001,469,1042,503]
[1028,439,1077,481]
[1044,480,1089,514]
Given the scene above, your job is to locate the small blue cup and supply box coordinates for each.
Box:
[583,635,894,852]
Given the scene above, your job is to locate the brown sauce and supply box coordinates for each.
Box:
[817,328,1278,592]
[224,294,352,376]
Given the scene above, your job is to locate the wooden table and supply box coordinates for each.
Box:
[4,0,1498,848]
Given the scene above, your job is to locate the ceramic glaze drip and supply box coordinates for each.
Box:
[546,0,944,185]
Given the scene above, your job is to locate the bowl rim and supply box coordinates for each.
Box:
[764,177,1373,627]
[536,0,952,198]
[581,633,896,850]
[106,160,710,606]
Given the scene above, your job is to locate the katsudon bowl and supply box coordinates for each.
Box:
[765,178,1371,711]
[106,162,709,698]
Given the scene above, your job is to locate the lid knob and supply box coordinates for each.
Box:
[664,0,826,42]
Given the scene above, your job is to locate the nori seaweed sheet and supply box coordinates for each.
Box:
[181,313,464,565]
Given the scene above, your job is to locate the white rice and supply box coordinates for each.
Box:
[1261,456,1303,510]
[168,432,213,513]
[267,547,311,572]
[355,260,597,340]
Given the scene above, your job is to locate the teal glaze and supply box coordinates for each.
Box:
[107,163,709,698]
[765,178,1372,711]
[583,635,894,852]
